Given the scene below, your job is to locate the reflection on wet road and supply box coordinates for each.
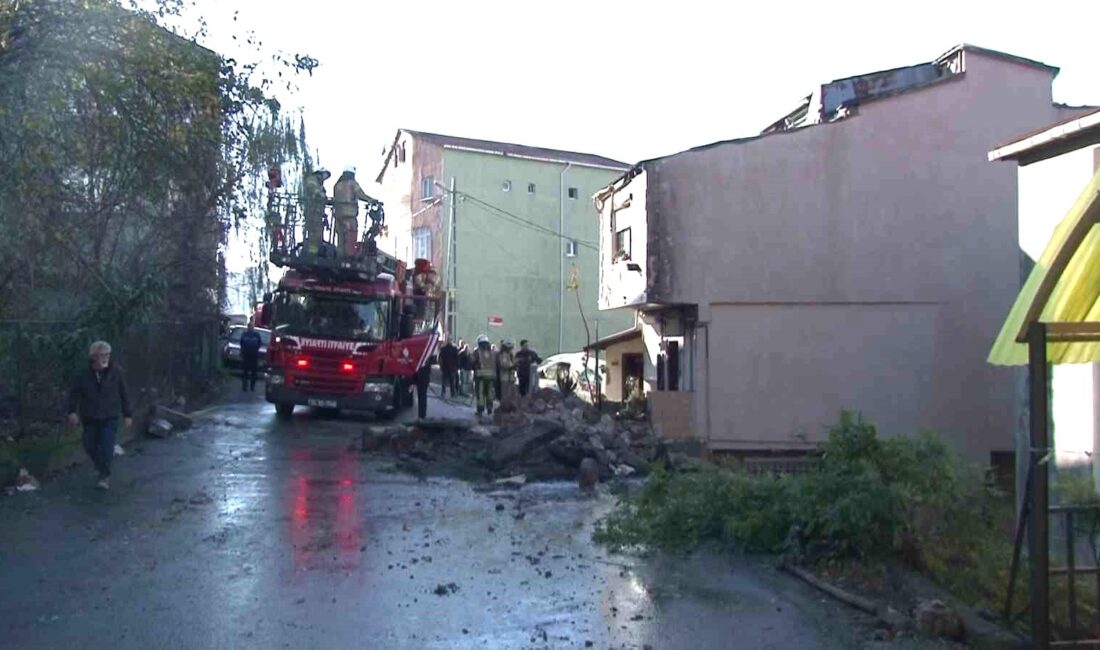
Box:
[0,390,917,649]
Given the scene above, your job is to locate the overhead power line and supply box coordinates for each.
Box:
[443,189,598,252]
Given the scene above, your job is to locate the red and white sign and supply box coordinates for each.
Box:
[487,316,503,327]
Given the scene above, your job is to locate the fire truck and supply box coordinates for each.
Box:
[255,166,440,419]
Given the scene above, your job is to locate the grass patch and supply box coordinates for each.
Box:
[594,411,1019,612]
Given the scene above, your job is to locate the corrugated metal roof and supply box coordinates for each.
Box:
[988,166,1100,365]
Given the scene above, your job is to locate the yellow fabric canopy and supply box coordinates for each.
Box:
[988,166,1100,366]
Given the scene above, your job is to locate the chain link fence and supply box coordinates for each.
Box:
[0,320,223,437]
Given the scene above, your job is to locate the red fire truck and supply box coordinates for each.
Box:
[256,174,440,419]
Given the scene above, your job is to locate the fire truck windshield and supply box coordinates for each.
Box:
[273,291,390,342]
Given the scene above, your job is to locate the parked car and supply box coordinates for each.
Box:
[537,352,604,396]
[220,325,271,370]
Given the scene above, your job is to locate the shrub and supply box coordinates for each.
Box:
[594,410,1013,605]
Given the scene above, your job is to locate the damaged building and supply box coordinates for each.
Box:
[593,44,1092,463]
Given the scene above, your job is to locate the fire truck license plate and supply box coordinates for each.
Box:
[308,399,337,408]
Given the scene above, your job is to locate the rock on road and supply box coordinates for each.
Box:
[0,387,947,649]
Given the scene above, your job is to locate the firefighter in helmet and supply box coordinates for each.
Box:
[332,165,378,256]
[471,335,496,417]
[497,339,517,406]
[302,168,330,255]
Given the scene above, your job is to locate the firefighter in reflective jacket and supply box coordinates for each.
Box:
[332,166,377,256]
[472,335,496,417]
[303,168,330,254]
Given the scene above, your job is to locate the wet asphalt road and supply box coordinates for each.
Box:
[0,387,943,649]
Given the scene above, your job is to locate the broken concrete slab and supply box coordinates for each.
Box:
[155,405,193,431]
[489,417,565,468]
[147,418,174,439]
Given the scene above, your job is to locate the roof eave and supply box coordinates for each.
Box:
[989,110,1100,165]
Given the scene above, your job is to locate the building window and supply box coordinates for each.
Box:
[398,143,406,163]
[421,175,434,200]
[503,180,512,192]
[565,239,576,257]
[527,183,536,194]
[567,187,578,199]
[613,227,631,261]
[413,227,431,261]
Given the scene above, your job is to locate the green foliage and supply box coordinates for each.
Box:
[594,411,1014,606]
[0,0,315,328]
[556,367,577,397]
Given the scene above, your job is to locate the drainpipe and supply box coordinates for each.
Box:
[559,162,572,353]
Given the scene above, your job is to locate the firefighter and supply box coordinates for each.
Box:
[471,335,496,417]
[303,168,330,255]
[497,339,517,406]
[332,165,377,256]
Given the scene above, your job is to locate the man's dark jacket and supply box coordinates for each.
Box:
[67,363,133,422]
[514,349,542,372]
[240,330,263,361]
[439,342,459,371]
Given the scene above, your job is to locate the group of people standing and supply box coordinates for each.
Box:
[436,336,542,417]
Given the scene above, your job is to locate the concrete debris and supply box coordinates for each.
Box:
[16,468,40,492]
[362,388,668,484]
[493,474,527,486]
[155,405,193,431]
[578,458,599,491]
[914,599,965,641]
[147,418,174,439]
[114,444,125,457]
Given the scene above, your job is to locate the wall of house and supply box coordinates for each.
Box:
[1018,145,1100,468]
[441,149,633,354]
[633,50,1066,460]
[598,170,649,309]
[375,134,445,268]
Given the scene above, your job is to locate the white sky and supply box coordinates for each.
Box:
[194,0,1100,303]
[192,0,1100,169]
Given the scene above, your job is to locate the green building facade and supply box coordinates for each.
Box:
[376,130,633,355]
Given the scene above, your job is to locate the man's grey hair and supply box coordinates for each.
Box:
[88,341,112,356]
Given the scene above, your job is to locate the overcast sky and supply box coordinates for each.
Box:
[190,0,1100,304]
[191,0,1100,172]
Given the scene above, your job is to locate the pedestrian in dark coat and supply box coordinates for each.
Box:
[66,341,133,490]
[456,340,471,396]
[239,322,263,392]
[514,339,542,397]
[438,337,459,398]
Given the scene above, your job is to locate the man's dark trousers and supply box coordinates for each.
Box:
[518,369,531,397]
[82,418,119,479]
[241,355,259,391]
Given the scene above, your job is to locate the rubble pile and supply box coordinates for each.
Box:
[362,388,665,482]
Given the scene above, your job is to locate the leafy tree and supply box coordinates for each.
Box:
[0,0,317,339]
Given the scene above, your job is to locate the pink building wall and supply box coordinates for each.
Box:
[599,48,1075,461]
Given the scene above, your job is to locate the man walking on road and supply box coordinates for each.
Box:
[66,341,132,490]
[514,339,541,397]
[438,336,458,398]
[239,321,263,392]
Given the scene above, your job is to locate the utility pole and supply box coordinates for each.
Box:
[441,178,458,337]
[559,163,572,353]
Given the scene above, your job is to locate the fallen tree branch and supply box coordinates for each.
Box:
[781,563,879,615]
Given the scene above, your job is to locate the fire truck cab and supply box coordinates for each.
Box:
[258,174,440,419]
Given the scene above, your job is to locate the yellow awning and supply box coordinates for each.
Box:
[988,166,1100,366]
